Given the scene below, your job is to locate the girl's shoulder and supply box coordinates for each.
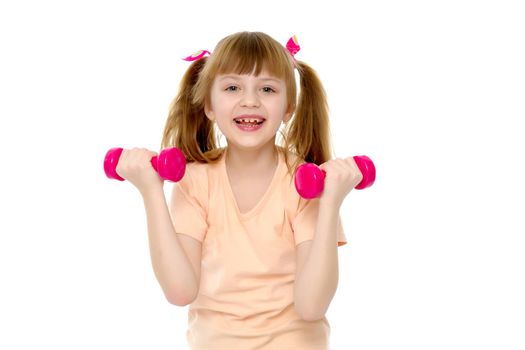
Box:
[278,146,306,179]
[184,147,225,171]
[181,147,228,192]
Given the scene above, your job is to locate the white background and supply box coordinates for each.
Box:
[1,0,524,349]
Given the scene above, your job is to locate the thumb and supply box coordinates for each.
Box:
[316,162,328,177]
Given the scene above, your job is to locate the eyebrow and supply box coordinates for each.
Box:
[218,75,282,83]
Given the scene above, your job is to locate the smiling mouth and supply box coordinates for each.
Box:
[233,116,266,125]
[234,119,265,125]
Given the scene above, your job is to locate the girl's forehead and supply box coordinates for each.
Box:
[215,73,281,79]
[214,72,284,83]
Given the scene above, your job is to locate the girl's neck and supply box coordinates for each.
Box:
[224,144,279,178]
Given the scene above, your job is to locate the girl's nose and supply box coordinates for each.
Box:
[240,89,260,107]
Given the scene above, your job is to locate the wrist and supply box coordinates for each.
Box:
[140,184,164,199]
[319,198,342,212]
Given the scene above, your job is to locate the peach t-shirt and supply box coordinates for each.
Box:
[169,147,347,350]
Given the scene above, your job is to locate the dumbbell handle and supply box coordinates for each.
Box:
[322,155,375,190]
[104,147,186,182]
[294,155,376,199]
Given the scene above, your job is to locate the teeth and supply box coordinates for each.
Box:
[236,118,264,124]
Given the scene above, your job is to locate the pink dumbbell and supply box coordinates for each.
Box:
[294,155,376,199]
[104,147,186,182]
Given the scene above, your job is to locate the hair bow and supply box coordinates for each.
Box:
[285,35,300,58]
[182,50,211,62]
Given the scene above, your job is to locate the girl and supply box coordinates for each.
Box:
[116,31,363,350]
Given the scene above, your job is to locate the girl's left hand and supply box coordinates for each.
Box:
[318,156,363,207]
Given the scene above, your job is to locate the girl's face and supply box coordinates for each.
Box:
[205,70,292,150]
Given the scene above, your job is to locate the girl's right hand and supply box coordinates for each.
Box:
[115,148,164,194]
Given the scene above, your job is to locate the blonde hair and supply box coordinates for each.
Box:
[161,31,335,178]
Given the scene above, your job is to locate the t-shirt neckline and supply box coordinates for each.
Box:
[221,148,283,220]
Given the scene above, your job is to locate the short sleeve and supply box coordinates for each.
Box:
[169,163,209,242]
[292,197,347,247]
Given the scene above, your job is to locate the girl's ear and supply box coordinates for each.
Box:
[283,104,294,123]
[204,100,215,121]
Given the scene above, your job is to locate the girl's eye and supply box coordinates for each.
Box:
[224,86,276,93]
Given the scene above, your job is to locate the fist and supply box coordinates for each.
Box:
[317,156,364,206]
[115,148,163,193]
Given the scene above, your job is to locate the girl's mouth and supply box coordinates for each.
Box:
[233,118,265,131]
[234,119,265,126]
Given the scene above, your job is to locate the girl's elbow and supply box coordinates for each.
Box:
[300,311,324,322]
[164,288,197,306]
[165,294,189,306]
[295,304,324,322]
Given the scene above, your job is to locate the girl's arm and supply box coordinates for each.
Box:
[141,187,199,306]
[294,200,340,321]
[295,155,362,320]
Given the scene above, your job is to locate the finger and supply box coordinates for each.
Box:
[346,158,364,181]
[144,149,158,160]
[147,149,158,157]
[333,158,350,172]
[119,148,129,164]
[344,157,359,171]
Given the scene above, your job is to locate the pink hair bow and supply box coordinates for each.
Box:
[181,36,300,62]
[286,35,300,58]
[182,50,211,62]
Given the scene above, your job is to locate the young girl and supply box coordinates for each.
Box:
[116,31,364,350]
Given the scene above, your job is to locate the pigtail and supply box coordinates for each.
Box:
[160,57,223,163]
[285,61,334,168]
